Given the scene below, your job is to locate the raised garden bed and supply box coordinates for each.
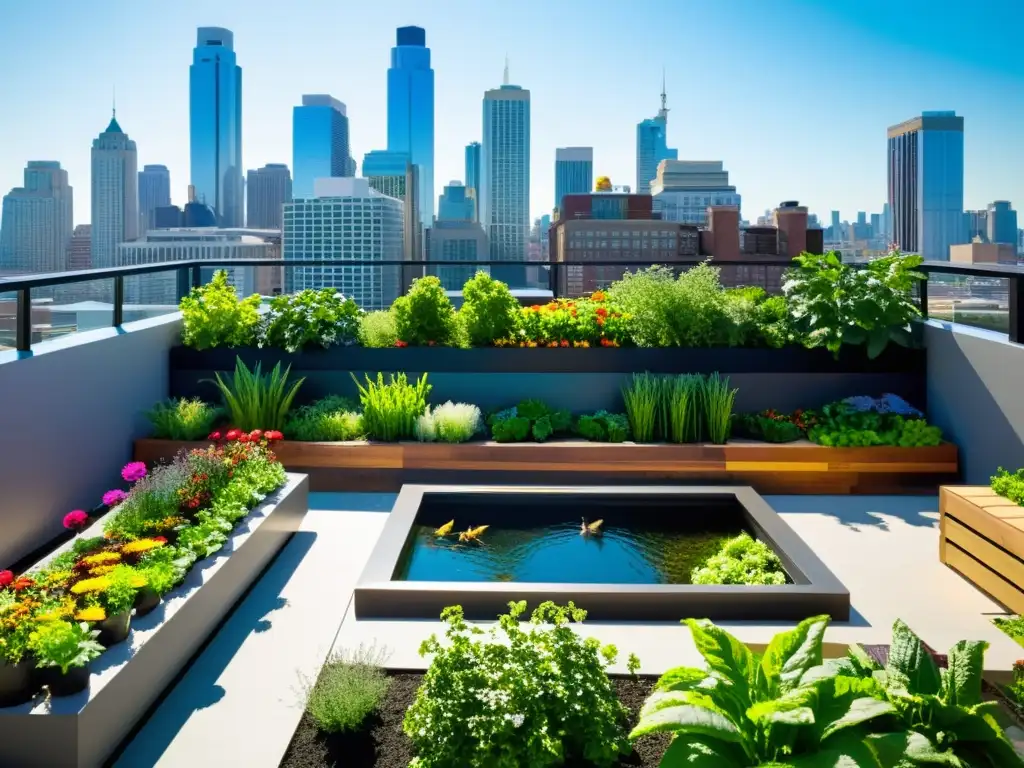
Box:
[940,485,1024,614]
[135,438,959,495]
[168,344,927,415]
[0,474,309,768]
[279,672,666,768]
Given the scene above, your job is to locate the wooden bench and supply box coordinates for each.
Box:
[939,486,1024,613]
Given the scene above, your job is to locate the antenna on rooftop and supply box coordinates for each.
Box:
[503,54,509,86]
[658,67,669,121]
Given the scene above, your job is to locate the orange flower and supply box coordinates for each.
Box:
[591,290,607,302]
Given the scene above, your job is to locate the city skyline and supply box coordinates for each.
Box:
[0,0,1022,227]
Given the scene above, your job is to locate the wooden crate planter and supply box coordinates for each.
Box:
[940,486,1024,614]
[135,439,959,495]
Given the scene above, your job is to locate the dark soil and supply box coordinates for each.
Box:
[279,673,671,768]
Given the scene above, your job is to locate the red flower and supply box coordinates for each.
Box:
[596,307,609,318]
[264,430,284,442]
[225,429,241,442]
[249,429,263,441]
[237,433,250,443]
[208,431,222,441]
[12,577,34,592]
[153,536,168,543]
[394,340,409,348]
[63,509,89,531]
[559,340,569,347]
[0,570,13,589]
[596,316,605,326]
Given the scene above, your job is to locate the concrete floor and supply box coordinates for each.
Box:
[119,491,1023,768]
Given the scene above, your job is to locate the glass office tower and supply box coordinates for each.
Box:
[464,141,480,221]
[292,95,353,199]
[386,26,434,227]
[189,27,243,227]
[554,147,593,212]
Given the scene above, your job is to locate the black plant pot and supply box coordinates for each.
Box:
[0,657,37,708]
[97,611,131,647]
[43,665,91,698]
[133,587,161,617]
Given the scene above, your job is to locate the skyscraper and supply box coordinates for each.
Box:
[650,160,740,226]
[67,224,92,270]
[437,181,475,222]
[887,111,965,260]
[138,165,171,232]
[246,164,292,229]
[987,201,1018,246]
[292,95,354,199]
[91,111,138,268]
[363,150,421,264]
[554,147,594,211]
[481,63,530,285]
[464,141,481,221]
[635,74,677,194]
[0,161,73,273]
[190,27,243,226]
[387,26,434,226]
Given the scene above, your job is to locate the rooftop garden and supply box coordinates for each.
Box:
[179,250,925,358]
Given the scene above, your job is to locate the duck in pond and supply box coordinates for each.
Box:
[581,518,604,536]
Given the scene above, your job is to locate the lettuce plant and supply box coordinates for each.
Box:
[258,288,362,352]
[179,270,261,350]
[631,615,912,766]
[691,532,787,586]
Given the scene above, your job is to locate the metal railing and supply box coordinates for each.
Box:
[1,257,1022,352]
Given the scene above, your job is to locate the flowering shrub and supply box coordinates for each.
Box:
[506,292,631,348]
[404,601,637,768]
[259,288,362,353]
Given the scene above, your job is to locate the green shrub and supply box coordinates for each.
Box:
[576,411,630,443]
[146,398,222,440]
[205,357,304,431]
[284,396,363,441]
[808,399,941,447]
[733,412,803,443]
[180,270,262,350]
[359,310,398,348]
[303,645,390,734]
[691,532,787,585]
[992,467,1024,506]
[353,373,431,441]
[459,272,520,346]
[259,288,361,352]
[405,602,636,768]
[392,276,458,346]
[487,401,570,443]
[415,402,482,443]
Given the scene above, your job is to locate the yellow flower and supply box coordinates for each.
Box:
[121,538,167,555]
[74,606,107,622]
[41,570,74,586]
[90,565,116,577]
[80,551,121,567]
[70,576,111,595]
[34,597,75,622]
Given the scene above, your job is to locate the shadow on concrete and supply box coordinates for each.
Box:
[766,494,939,530]
[309,491,397,513]
[111,530,317,767]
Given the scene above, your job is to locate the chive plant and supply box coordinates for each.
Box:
[352,372,432,441]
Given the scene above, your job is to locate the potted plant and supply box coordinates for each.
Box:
[0,599,36,707]
[95,566,145,646]
[28,621,104,697]
[133,560,179,617]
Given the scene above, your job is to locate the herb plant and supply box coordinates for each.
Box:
[405,602,634,768]
[576,411,630,443]
[702,372,737,444]
[146,398,222,440]
[415,402,482,443]
[303,645,391,734]
[392,276,459,347]
[207,356,305,431]
[782,249,924,358]
[992,467,1024,506]
[622,373,661,442]
[284,396,363,441]
[259,288,362,352]
[180,270,262,350]
[28,621,105,675]
[808,398,941,448]
[488,401,570,443]
[632,615,912,766]
[691,532,788,585]
[353,372,432,441]
[459,272,521,346]
[359,310,399,348]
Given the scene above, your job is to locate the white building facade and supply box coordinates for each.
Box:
[282,177,404,310]
[91,113,139,268]
[651,160,741,226]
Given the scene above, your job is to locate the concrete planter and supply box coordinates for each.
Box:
[0,474,309,768]
[168,344,926,415]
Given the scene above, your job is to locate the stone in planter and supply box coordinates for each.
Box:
[96,611,131,648]
[133,587,161,618]
[0,658,36,708]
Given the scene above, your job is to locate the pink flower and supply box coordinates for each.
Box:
[63,509,89,531]
[102,489,127,507]
[121,461,148,483]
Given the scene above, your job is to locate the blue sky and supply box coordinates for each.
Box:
[0,0,1021,225]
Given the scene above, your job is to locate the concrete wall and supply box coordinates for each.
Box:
[0,315,181,567]
[925,320,1024,484]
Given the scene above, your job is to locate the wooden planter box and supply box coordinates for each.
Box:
[940,486,1024,614]
[0,475,309,768]
[135,439,959,495]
